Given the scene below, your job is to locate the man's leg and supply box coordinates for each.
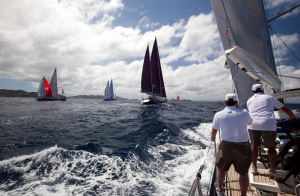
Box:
[251,146,258,166]
[268,146,277,168]
[217,168,226,191]
[239,173,249,196]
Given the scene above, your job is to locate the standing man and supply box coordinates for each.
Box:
[211,93,253,196]
[247,84,299,178]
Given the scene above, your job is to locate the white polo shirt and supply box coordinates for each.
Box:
[212,106,253,142]
[247,93,284,131]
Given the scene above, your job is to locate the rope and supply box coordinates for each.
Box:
[269,26,300,64]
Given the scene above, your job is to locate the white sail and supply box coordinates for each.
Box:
[210,0,278,107]
[38,77,45,97]
[109,79,114,99]
[50,68,58,98]
[104,81,110,99]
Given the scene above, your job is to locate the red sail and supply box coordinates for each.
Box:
[151,38,162,96]
[44,78,52,97]
[177,96,179,101]
[141,45,152,94]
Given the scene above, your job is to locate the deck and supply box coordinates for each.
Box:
[223,165,295,196]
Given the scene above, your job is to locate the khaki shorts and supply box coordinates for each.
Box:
[248,129,276,148]
[215,140,253,176]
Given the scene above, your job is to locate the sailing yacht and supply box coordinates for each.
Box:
[37,68,66,101]
[104,79,117,101]
[186,1,300,195]
[141,38,167,104]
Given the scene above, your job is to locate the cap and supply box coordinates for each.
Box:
[225,93,237,101]
[252,84,263,91]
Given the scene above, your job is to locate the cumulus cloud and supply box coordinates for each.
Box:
[271,33,300,63]
[1,0,298,102]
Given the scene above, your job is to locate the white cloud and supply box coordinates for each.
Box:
[271,33,299,63]
[140,10,149,16]
[4,0,298,102]
[137,16,160,29]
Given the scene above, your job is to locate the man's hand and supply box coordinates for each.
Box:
[287,115,300,121]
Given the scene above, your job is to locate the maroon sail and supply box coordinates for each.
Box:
[150,38,162,96]
[158,60,166,97]
[141,45,152,94]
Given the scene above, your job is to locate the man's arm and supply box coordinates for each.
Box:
[211,128,218,142]
[280,106,299,120]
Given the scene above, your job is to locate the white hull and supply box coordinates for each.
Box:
[141,96,168,104]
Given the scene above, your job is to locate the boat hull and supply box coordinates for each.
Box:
[36,97,67,101]
[141,96,167,104]
[104,99,117,101]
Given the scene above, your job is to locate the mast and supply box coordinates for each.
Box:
[267,3,300,23]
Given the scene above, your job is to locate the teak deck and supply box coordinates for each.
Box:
[224,165,295,196]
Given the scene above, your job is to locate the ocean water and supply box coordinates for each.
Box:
[0,97,227,195]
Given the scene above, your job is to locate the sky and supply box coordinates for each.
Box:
[0,0,299,102]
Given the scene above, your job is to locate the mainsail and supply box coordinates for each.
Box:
[151,38,162,96]
[38,77,45,97]
[50,68,58,98]
[210,0,280,107]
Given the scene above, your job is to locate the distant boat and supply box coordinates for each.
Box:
[141,38,167,104]
[37,68,66,101]
[104,79,117,101]
[177,96,180,101]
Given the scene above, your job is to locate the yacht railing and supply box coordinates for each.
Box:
[188,142,215,196]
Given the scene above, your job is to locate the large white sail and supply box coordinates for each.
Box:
[109,79,114,99]
[38,77,45,97]
[210,0,279,107]
[50,68,58,98]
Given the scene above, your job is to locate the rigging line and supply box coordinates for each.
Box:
[261,0,277,73]
[269,26,300,64]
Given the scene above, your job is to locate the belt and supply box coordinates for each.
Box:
[223,140,249,145]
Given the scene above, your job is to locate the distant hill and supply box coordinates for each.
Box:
[0,89,128,100]
[0,89,37,97]
[68,95,127,100]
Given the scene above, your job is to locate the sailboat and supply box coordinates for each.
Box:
[141,38,167,104]
[186,1,300,195]
[104,79,117,101]
[37,68,66,101]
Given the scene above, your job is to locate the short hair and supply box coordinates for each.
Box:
[253,88,264,94]
[225,99,237,106]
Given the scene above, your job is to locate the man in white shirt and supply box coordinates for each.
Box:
[211,93,253,196]
[247,84,298,178]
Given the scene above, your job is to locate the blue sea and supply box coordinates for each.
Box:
[1,97,298,195]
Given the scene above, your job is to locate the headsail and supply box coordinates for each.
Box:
[50,68,58,98]
[141,45,152,94]
[159,59,166,98]
[109,79,114,99]
[44,78,52,97]
[210,0,280,107]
